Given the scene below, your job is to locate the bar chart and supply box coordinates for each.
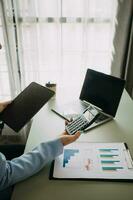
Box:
[98,148,124,171]
[53,142,133,180]
[62,146,94,170]
[63,149,79,167]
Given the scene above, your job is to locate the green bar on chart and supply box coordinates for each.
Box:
[99,149,118,152]
[102,167,123,171]
[101,160,120,164]
[100,154,118,158]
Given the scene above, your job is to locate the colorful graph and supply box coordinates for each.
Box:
[98,148,124,171]
[62,146,125,171]
[63,149,79,167]
[53,143,133,180]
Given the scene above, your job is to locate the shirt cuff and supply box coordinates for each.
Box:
[42,138,64,159]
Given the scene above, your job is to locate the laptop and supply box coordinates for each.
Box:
[52,68,125,130]
[79,68,125,130]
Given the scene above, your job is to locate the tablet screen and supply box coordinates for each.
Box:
[0,82,55,132]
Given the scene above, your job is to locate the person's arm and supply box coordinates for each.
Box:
[0,138,63,191]
[0,131,80,191]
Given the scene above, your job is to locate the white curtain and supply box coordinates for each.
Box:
[0,0,118,99]
[0,0,11,100]
[0,14,11,100]
[16,0,118,90]
[0,0,21,100]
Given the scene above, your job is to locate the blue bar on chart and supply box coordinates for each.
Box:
[63,149,79,168]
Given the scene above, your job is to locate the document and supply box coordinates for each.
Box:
[51,142,133,181]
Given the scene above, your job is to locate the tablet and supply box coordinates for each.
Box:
[0,82,55,132]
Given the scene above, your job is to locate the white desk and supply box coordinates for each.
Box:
[12,89,133,200]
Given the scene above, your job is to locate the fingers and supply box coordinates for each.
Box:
[62,129,81,137]
[60,131,81,146]
[3,100,11,104]
[0,100,12,105]
[74,131,81,139]
[61,119,81,146]
[65,117,73,125]
[70,131,80,142]
[0,100,12,112]
[65,120,68,126]
[61,130,68,135]
[2,101,12,108]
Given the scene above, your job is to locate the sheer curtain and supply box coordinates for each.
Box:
[0,1,11,100]
[0,0,118,99]
[0,0,21,100]
[0,17,11,100]
[16,0,118,92]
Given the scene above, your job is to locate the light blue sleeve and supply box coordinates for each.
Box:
[0,138,63,191]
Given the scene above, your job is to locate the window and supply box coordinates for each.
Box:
[17,0,118,89]
[0,0,118,99]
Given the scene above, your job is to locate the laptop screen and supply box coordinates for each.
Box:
[80,69,125,117]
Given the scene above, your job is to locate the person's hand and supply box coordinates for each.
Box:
[60,120,80,146]
[0,101,12,112]
[60,131,80,146]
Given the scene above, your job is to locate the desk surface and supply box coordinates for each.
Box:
[12,89,133,200]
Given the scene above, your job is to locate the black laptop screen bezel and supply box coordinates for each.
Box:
[79,69,125,117]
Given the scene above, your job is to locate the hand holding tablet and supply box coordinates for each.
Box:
[0,82,55,132]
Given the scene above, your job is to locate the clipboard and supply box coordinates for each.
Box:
[0,82,54,132]
[49,142,133,182]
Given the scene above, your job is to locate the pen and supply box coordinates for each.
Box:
[124,143,133,169]
[51,109,70,122]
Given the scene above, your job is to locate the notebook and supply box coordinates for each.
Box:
[0,82,55,132]
[52,68,125,131]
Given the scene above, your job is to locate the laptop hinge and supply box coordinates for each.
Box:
[83,100,113,118]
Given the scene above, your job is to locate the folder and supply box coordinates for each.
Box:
[49,142,133,182]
